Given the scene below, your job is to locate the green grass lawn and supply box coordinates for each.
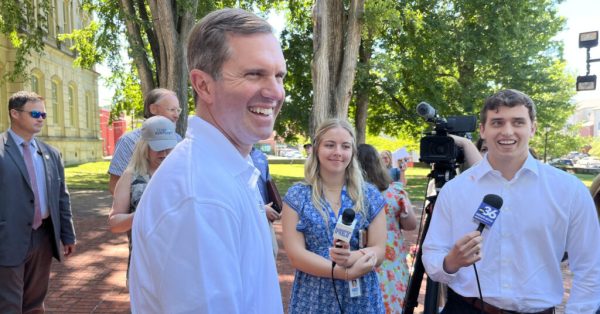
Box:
[65,161,110,190]
[65,161,595,204]
[575,173,596,187]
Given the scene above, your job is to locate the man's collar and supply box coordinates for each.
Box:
[471,152,539,182]
[7,128,37,148]
[187,116,256,179]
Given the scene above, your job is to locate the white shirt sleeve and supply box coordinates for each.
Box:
[422,187,459,284]
[134,199,244,313]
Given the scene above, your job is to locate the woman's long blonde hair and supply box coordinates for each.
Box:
[380,150,393,169]
[125,139,152,177]
[304,118,365,224]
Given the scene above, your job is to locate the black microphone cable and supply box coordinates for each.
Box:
[331,264,344,314]
[471,194,503,314]
[472,263,484,314]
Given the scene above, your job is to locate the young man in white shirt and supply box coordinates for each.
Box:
[423,89,600,314]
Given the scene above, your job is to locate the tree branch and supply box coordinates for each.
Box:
[118,0,154,96]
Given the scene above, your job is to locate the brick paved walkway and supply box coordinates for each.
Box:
[46,190,572,313]
[45,190,296,313]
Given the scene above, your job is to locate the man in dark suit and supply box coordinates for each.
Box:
[0,91,76,313]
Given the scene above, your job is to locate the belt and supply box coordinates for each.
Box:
[460,295,554,314]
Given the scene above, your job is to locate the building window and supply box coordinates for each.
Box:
[63,0,72,34]
[48,0,57,39]
[86,92,93,129]
[31,76,39,94]
[84,93,89,128]
[68,85,76,126]
[51,81,59,124]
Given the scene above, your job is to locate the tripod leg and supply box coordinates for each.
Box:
[403,202,435,314]
[423,278,440,314]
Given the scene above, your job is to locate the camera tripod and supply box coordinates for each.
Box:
[403,161,459,314]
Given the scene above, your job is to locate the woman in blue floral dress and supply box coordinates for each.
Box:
[282,119,387,314]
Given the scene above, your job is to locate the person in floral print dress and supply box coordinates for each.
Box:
[357,144,417,313]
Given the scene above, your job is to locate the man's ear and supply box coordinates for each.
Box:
[148,103,158,115]
[9,109,18,120]
[479,123,485,139]
[189,69,214,105]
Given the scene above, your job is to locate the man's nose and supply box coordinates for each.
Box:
[261,77,285,101]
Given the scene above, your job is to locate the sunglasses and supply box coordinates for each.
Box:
[14,109,47,119]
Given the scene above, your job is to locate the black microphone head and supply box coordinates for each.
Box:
[474,194,503,231]
[341,208,355,225]
[416,102,436,120]
[483,194,503,209]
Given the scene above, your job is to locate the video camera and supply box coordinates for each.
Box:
[403,102,478,314]
[417,102,477,164]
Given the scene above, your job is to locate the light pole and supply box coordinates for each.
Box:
[577,31,599,91]
[543,126,551,163]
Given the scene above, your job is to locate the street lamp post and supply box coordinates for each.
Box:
[577,31,599,91]
[543,127,551,163]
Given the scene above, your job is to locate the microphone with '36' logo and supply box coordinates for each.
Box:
[473,194,503,233]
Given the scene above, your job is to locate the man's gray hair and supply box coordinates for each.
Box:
[143,88,176,119]
[187,8,273,81]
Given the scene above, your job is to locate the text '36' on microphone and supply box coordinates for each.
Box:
[473,194,503,232]
[332,208,357,267]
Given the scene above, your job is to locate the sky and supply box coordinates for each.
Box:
[97,2,600,107]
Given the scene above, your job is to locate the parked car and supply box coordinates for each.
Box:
[285,150,303,159]
[549,158,574,167]
[575,157,600,168]
[279,148,304,159]
[567,151,588,163]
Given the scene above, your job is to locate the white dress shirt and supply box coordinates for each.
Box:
[128,116,283,313]
[423,154,600,314]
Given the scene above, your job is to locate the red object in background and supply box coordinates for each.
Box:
[99,110,128,157]
[113,119,127,144]
[99,109,114,156]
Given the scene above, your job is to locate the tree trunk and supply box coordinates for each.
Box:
[335,0,364,119]
[311,0,365,137]
[120,0,197,135]
[148,0,196,134]
[310,1,331,136]
[354,37,372,145]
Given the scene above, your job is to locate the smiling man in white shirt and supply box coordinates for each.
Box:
[423,89,600,314]
[128,8,286,314]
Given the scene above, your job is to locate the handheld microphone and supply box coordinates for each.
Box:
[471,194,503,305]
[333,208,356,247]
[473,194,503,232]
[332,208,356,267]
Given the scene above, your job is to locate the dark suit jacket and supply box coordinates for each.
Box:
[0,131,76,267]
